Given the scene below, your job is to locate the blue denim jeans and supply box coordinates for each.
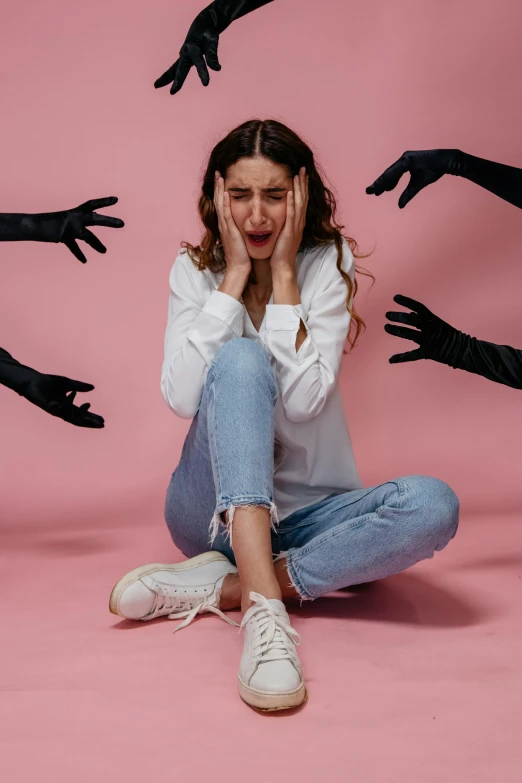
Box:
[164,338,460,600]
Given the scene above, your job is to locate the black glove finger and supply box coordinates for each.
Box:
[203,35,221,71]
[79,228,107,254]
[385,310,422,329]
[76,412,104,428]
[389,347,425,364]
[194,55,210,86]
[86,213,124,229]
[392,294,431,316]
[67,379,95,393]
[398,174,427,209]
[178,43,210,87]
[170,54,193,94]
[78,412,104,428]
[64,238,87,264]
[154,59,179,88]
[79,402,91,411]
[384,323,423,345]
[66,390,77,404]
[366,157,409,196]
[77,197,118,212]
[59,404,105,428]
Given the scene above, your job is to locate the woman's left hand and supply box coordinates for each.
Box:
[269,167,309,273]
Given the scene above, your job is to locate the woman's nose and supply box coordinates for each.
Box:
[249,199,267,226]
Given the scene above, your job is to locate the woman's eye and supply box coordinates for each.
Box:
[230,195,282,201]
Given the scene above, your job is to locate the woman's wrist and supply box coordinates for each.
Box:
[218,269,250,301]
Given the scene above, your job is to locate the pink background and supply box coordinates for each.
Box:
[1,2,522,781]
[2,0,522,525]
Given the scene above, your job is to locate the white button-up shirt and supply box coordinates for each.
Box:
[161,238,364,521]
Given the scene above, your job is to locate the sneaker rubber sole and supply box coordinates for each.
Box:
[109,551,234,617]
[238,676,308,711]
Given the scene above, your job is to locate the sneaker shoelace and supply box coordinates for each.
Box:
[154,585,240,633]
[240,591,302,665]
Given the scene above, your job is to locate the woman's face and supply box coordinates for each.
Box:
[224,156,293,260]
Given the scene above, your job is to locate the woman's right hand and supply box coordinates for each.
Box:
[214,171,251,277]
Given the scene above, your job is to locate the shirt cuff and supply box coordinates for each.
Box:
[265,303,311,363]
[202,290,245,337]
[265,303,307,331]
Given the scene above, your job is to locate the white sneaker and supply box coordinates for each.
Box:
[238,591,307,711]
[109,551,240,632]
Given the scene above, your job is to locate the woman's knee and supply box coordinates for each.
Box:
[405,475,460,549]
[209,338,277,399]
[212,337,272,376]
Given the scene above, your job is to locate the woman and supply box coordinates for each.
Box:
[109,119,460,712]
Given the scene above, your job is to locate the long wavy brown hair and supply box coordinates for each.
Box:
[182,119,374,352]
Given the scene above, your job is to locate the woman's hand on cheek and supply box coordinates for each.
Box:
[213,172,251,276]
[269,167,309,273]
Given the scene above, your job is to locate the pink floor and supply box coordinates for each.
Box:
[1,511,521,782]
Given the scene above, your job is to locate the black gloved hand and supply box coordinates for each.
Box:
[0,348,104,428]
[384,295,461,362]
[367,149,522,211]
[155,0,274,95]
[384,295,522,389]
[366,150,461,208]
[0,197,124,263]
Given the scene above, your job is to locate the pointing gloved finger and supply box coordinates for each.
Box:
[87,213,124,228]
[78,412,104,428]
[192,49,210,85]
[60,405,105,428]
[389,347,424,364]
[204,37,221,71]
[64,238,87,263]
[385,310,421,328]
[392,294,429,314]
[398,176,426,209]
[366,158,408,195]
[67,380,95,392]
[170,54,192,94]
[384,323,423,344]
[154,59,179,88]
[78,197,118,212]
[79,228,107,254]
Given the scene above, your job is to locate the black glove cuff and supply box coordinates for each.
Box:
[0,358,34,393]
[212,0,273,33]
[0,213,64,243]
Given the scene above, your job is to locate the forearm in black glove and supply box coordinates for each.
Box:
[384,295,522,390]
[0,197,124,263]
[366,150,522,210]
[0,347,104,427]
[155,0,275,95]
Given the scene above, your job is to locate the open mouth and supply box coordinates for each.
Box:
[247,232,272,247]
